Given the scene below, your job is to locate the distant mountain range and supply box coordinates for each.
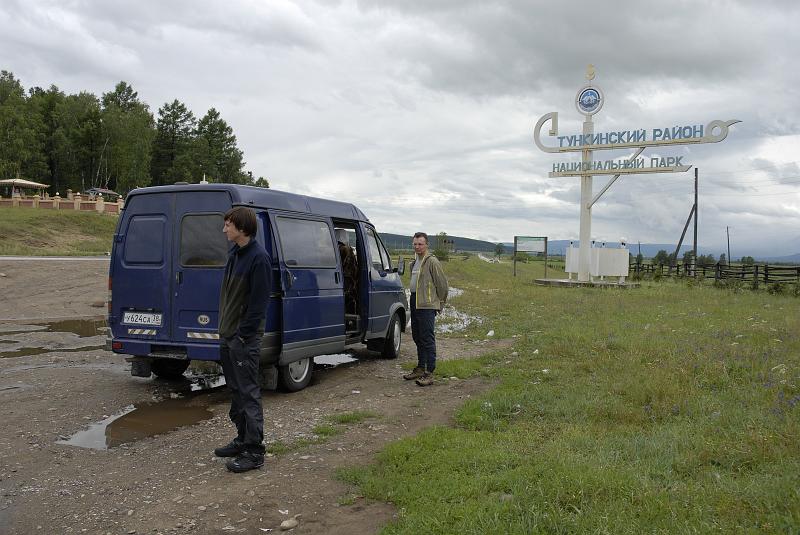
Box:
[379,232,800,263]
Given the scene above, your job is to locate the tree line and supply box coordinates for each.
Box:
[0,70,268,196]
[643,250,755,266]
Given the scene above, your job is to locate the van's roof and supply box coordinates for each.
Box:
[127,183,370,222]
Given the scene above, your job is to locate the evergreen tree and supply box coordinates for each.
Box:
[28,85,67,193]
[151,99,196,185]
[196,108,247,183]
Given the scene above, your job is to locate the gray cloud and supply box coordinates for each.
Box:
[1,0,799,254]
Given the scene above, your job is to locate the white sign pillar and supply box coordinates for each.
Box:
[579,115,593,281]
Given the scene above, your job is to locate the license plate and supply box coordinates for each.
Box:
[123,311,163,326]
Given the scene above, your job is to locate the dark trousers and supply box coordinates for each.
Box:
[410,293,437,373]
[220,335,265,454]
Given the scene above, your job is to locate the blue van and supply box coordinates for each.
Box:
[107,184,407,392]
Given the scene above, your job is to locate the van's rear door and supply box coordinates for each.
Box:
[172,192,231,351]
[270,213,345,361]
[112,193,174,344]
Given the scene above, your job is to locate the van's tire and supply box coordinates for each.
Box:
[278,357,313,392]
[151,358,190,380]
[381,313,402,360]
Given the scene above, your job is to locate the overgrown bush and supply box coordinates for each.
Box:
[713,278,744,293]
[767,282,786,295]
[433,248,449,261]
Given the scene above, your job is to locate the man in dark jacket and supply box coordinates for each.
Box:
[214,206,271,473]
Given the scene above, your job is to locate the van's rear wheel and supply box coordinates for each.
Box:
[381,313,402,359]
[151,358,190,380]
[278,357,313,392]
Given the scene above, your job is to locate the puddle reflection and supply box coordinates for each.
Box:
[314,353,358,368]
[57,399,213,450]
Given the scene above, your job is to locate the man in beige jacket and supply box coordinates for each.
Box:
[403,232,449,386]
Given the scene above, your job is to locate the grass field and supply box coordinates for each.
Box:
[340,257,800,534]
[0,207,116,256]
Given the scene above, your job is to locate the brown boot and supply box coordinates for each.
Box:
[415,372,434,386]
[403,367,425,380]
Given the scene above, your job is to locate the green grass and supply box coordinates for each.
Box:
[327,410,380,425]
[0,207,116,256]
[340,257,800,534]
[266,411,381,455]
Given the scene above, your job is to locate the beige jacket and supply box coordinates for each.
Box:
[411,253,448,310]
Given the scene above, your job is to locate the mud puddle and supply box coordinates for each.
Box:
[57,375,227,450]
[57,400,214,450]
[0,318,107,358]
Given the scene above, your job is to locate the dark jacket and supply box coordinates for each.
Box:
[218,239,271,340]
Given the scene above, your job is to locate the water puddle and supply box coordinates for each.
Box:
[0,345,105,359]
[314,353,358,368]
[0,318,107,358]
[189,374,227,391]
[57,398,214,450]
[57,374,227,450]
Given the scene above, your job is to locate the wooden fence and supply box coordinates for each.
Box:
[630,261,800,287]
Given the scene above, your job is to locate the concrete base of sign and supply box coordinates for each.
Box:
[534,278,640,289]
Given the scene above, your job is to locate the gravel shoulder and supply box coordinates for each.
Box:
[0,258,511,534]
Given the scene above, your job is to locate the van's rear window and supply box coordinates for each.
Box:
[124,215,165,264]
[275,217,336,268]
[181,214,228,267]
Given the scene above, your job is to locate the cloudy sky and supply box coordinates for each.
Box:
[2,0,799,256]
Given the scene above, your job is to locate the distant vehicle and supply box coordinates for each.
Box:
[107,183,407,392]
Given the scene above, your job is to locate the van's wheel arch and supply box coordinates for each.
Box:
[278,357,313,392]
[151,358,190,380]
[381,312,402,359]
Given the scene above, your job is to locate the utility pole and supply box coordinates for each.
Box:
[692,167,698,276]
[727,226,731,265]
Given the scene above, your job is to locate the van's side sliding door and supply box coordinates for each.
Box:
[269,212,345,362]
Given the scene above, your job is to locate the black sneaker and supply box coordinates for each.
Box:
[226,451,265,473]
[214,440,244,458]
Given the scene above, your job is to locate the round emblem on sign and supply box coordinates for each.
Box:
[197,314,210,326]
[576,86,603,115]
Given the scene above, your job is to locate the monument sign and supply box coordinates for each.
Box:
[533,65,739,282]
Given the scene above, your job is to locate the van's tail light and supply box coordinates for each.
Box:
[107,277,112,314]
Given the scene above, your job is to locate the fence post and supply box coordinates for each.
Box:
[764,264,769,286]
[753,265,759,289]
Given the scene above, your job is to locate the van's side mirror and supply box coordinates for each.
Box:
[394,257,405,275]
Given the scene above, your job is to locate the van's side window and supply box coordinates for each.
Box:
[276,217,337,267]
[366,228,391,272]
[181,214,228,267]
[125,215,165,264]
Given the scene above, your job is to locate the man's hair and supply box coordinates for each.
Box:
[224,206,258,237]
[413,232,428,244]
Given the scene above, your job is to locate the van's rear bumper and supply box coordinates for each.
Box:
[110,337,220,361]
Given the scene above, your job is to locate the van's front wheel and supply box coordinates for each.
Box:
[278,358,313,392]
[381,313,402,359]
[151,358,190,380]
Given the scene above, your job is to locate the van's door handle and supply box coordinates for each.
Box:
[335,272,340,284]
[175,271,183,284]
[283,271,293,289]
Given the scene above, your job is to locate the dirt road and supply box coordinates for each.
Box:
[0,258,510,534]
